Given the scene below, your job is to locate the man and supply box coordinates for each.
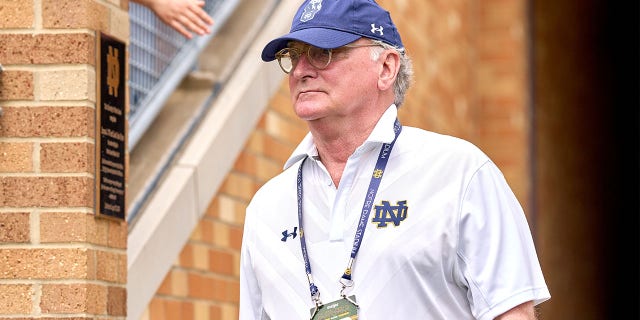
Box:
[239,0,550,319]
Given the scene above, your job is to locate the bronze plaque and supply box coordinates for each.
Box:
[96,32,126,220]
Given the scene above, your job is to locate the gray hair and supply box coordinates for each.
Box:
[370,40,414,107]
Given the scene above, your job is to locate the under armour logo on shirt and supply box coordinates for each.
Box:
[281,227,298,242]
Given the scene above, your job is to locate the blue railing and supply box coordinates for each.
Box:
[128,0,240,150]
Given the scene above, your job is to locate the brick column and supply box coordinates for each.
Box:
[0,0,128,318]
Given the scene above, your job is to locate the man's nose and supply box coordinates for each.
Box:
[291,54,315,76]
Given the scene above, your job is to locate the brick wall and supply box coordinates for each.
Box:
[140,0,530,319]
[0,0,129,318]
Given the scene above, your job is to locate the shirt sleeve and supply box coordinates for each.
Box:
[456,160,551,320]
[239,216,265,320]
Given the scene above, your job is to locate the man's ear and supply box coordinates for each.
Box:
[378,50,400,91]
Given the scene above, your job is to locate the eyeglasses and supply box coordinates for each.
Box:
[275,43,383,74]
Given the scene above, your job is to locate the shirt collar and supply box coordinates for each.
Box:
[283,104,399,170]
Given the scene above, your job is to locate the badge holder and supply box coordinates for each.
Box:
[310,279,359,320]
[310,295,358,320]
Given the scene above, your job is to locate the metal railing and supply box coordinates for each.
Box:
[128,0,241,150]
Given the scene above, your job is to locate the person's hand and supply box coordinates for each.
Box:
[138,0,214,39]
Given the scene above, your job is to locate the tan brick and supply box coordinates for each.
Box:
[106,219,127,249]
[0,212,30,243]
[87,247,97,280]
[189,220,203,242]
[229,225,243,251]
[233,150,282,183]
[14,318,88,320]
[256,155,282,182]
[40,69,95,101]
[157,272,172,295]
[232,151,258,178]
[0,142,33,172]
[40,283,107,314]
[210,277,226,301]
[0,176,93,207]
[95,250,120,282]
[0,71,34,100]
[42,0,108,31]
[187,273,215,300]
[267,86,296,121]
[219,173,260,203]
[0,284,33,314]
[479,0,523,30]
[477,64,523,99]
[0,106,95,138]
[109,6,130,43]
[171,269,188,297]
[192,243,209,271]
[87,282,109,315]
[226,278,240,303]
[107,286,126,316]
[179,243,194,268]
[204,197,220,219]
[221,303,239,320]
[148,298,166,320]
[212,220,230,247]
[479,96,522,118]
[209,304,222,320]
[479,33,524,61]
[262,132,295,164]
[193,301,210,319]
[0,248,89,279]
[244,130,265,156]
[40,142,94,173]
[0,0,34,28]
[163,299,193,320]
[40,212,90,243]
[206,194,246,225]
[0,34,95,65]
[88,217,110,247]
[116,250,127,284]
[209,248,233,275]
[196,219,213,244]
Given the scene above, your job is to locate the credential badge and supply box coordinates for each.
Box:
[300,0,322,22]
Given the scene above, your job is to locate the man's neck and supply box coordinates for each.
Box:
[309,116,379,187]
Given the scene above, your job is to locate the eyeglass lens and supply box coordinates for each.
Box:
[277,46,333,73]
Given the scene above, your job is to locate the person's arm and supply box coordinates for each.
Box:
[494,301,537,320]
[132,0,214,39]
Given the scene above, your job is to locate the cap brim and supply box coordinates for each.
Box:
[261,28,361,61]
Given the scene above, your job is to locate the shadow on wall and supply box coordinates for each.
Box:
[532,0,639,319]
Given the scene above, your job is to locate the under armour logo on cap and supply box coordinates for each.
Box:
[371,24,384,36]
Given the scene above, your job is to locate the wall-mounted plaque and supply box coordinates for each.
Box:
[96,32,126,220]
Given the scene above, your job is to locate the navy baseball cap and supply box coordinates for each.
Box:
[261,0,403,61]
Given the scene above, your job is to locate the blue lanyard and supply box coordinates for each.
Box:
[296,118,402,305]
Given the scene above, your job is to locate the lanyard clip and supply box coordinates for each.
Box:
[339,277,354,298]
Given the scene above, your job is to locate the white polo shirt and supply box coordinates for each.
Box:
[239,106,550,320]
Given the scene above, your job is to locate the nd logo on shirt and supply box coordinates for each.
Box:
[372,200,408,227]
[281,200,409,241]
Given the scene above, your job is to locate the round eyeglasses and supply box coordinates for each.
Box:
[275,43,383,74]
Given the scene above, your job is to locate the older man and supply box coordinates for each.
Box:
[239,1,550,319]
